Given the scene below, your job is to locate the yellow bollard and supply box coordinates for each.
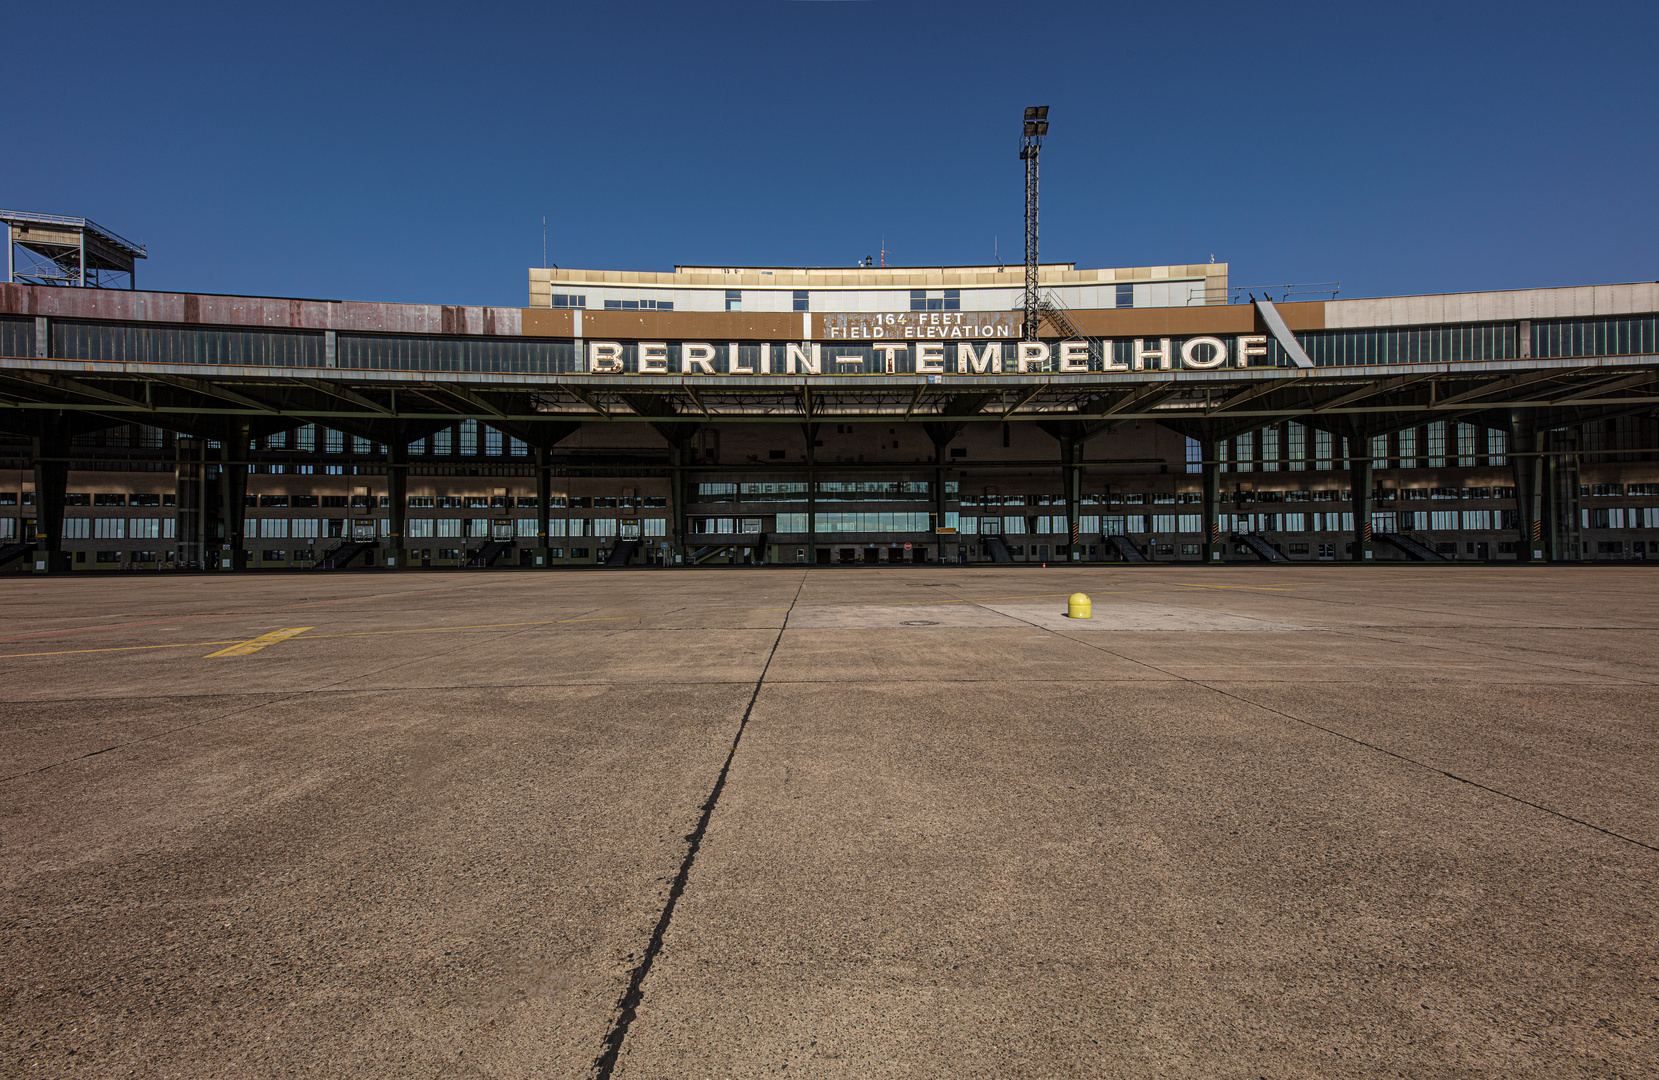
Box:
[1067,592,1092,619]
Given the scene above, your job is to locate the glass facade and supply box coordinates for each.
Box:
[51,320,324,367]
[18,313,1657,375]
[0,316,34,357]
[337,334,575,374]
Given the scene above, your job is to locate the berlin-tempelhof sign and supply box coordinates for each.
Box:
[587,315,1269,377]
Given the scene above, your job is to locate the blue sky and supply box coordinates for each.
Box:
[8,1,1656,306]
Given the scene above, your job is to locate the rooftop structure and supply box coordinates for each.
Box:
[530,262,1230,314]
[2,210,147,290]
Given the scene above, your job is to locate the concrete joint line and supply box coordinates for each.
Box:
[1025,616,1659,857]
[591,573,807,1080]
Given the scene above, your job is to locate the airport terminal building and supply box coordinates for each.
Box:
[1,255,1657,571]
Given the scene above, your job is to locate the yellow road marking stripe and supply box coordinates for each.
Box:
[205,627,313,658]
[0,640,245,660]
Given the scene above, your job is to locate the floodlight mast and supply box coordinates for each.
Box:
[1020,106,1048,341]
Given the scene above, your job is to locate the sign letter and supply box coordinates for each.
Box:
[958,341,1002,374]
[682,343,716,374]
[785,342,821,374]
[1058,340,1090,372]
[915,342,945,373]
[588,341,624,373]
[727,342,752,375]
[1180,336,1227,370]
[1133,338,1172,371]
[1237,335,1269,368]
[637,342,668,374]
[1017,342,1051,373]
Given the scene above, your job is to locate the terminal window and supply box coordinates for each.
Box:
[909,290,960,311]
[549,294,586,309]
[725,290,742,312]
[1116,284,1134,308]
[793,290,809,312]
[603,298,672,311]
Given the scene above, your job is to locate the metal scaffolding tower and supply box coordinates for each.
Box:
[1019,107,1048,342]
[3,210,147,289]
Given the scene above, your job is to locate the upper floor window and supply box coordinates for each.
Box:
[603,298,673,311]
[725,290,742,312]
[909,289,961,312]
[549,294,586,309]
[793,290,809,312]
[1116,283,1134,308]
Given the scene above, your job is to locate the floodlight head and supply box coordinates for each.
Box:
[1033,105,1049,119]
[1034,120,1048,136]
[1024,106,1039,120]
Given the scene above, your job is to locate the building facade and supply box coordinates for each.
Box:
[0,264,1655,571]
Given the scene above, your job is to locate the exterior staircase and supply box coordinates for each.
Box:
[1105,534,1148,562]
[1374,532,1447,561]
[1231,533,1289,563]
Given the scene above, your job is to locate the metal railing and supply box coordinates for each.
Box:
[0,209,148,257]
[1229,282,1340,304]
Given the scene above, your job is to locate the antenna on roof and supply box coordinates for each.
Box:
[542,216,547,269]
[880,235,886,268]
[995,235,1002,270]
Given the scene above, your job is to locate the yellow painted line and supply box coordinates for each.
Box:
[0,605,800,661]
[0,639,245,660]
[205,627,314,658]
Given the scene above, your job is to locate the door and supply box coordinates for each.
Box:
[351,519,376,541]
[327,517,343,538]
[491,518,512,541]
[620,518,641,539]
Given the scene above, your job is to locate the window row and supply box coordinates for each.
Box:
[59,517,178,540]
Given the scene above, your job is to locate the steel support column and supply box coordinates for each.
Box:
[30,426,70,574]
[1060,435,1081,561]
[1201,438,1223,563]
[175,437,203,570]
[219,422,250,571]
[669,441,689,564]
[385,441,406,570]
[1543,427,1583,562]
[1508,413,1542,562]
[1349,450,1375,562]
[535,446,552,567]
[803,422,819,565]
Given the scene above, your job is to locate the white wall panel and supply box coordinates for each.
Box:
[1325,282,1659,328]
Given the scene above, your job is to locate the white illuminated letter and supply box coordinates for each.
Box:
[1058,340,1089,372]
[588,341,624,373]
[785,342,822,374]
[682,343,716,374]
[758,342,771,374]
[727,342,752,375]
[1237,335,1268,368]
[1100,339,1127,371]
[1180,335,1227,370]
[915,342,945,373]
[1017,342,1051,372]
[1133,338,1172,371]
[637,342,668,374]
[958,341,1002,374]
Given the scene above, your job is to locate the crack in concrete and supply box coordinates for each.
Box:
[993,608,1659,857]
[589,572,808,1080]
